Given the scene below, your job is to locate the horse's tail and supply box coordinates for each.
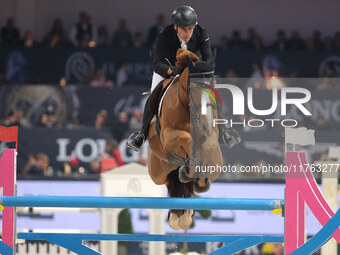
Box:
[166,168,194,198]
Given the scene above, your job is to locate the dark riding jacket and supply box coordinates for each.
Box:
[152,24,211,78]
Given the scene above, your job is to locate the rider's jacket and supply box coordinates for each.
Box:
[152,24,211,78]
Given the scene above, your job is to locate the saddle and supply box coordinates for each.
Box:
[149,76,178,116]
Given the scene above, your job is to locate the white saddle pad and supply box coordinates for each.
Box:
[151,74,180,124]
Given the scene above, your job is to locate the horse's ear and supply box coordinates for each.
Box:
[185,55,195,71]
[207,48,216,69]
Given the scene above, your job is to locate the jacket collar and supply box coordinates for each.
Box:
[171,25,197,51]
[171,26,181,49]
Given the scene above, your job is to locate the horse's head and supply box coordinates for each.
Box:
[174,49,218,138]
[177,50,219,154]
[177,49,216,92]
[178,50,216,100]
[175,51,221,187]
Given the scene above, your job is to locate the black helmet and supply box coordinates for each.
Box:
[172,6,198,27]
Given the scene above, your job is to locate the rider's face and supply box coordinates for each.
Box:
[175,25,195,42]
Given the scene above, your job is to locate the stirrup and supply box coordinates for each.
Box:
[224,135,241,148]
[142,91,151,95]
[221,128,241,148]
[126,131,146,152]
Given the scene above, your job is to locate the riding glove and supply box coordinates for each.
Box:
[171,66,182,76]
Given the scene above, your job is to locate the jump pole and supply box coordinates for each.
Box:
[0,196,283,211]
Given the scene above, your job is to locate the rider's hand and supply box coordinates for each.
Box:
[171,66,182,76]
[167,67,173,75]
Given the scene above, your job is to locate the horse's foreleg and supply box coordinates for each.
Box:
[194,142,224,193]
[161,127,191,157]
[200,141,224,182]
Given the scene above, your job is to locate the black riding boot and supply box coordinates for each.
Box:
[126,99,153,152]
[216,100,241,148]
[218,124,241,148]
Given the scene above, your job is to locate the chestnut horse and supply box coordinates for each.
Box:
[147,49,223,230]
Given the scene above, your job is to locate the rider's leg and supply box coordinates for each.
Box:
[126,72,164,152]
[126,99,153,151]
[150,72,164,92]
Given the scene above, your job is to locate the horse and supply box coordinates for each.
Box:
[147,49,223,230]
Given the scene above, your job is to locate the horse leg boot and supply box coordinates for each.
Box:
[216,103,241,148]
[126,98,153,152]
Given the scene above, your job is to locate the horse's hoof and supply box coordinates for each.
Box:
[178,209,194,230]
[178,165,192,183]
[194,178,210,193]
[169,212,181,230]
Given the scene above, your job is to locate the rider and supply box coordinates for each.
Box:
[127,5,240,152]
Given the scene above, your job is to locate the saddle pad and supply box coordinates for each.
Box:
[151,74,180,124]
[158,74,180,117]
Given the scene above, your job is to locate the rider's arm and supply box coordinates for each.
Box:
[153,32,173,78]
[199,27,212,61]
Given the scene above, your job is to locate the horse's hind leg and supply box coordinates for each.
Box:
[166,169,194,230]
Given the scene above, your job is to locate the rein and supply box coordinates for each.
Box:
[188,71,214,77]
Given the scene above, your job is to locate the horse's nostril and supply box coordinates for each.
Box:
[200,135,206,144]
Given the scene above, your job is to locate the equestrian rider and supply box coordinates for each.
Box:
[127,5,240,152]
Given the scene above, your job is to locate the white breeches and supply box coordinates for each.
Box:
[150,72,164,92]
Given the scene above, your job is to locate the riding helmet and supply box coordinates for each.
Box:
[171,6,198,27]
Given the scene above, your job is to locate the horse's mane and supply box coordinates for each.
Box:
[175,48,199,68]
